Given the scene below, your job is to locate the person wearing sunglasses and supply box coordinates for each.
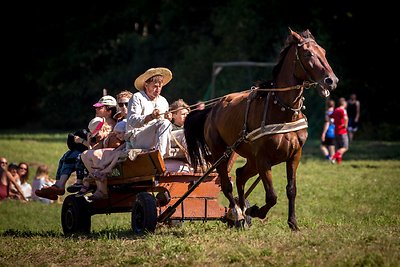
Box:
[1,157,27,201]
[0,157,7,169]
[114,90,133,122]
[17,162,31,200]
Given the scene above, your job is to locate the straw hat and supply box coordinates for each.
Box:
[134,67,172,91]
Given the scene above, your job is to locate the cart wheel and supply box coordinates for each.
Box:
[61,195,91,235]
[226,197,252,228]
[131,192,157,234]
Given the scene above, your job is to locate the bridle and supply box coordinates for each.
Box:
[261,38,329,115]
[295,38,329,94]
[268,39,319,117]
[295,38,317,83]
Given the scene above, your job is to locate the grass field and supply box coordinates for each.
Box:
[0,133,399,266]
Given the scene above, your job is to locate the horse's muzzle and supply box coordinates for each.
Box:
[324,75,339,91]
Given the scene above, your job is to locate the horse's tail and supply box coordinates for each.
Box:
[184,107,212,171]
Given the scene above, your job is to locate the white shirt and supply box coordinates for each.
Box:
[20,182,32,199]
[126,90,169,132]
[31,176,54,201]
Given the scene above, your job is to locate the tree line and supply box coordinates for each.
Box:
[4,0,399,140]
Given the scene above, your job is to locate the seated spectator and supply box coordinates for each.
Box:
[114,90,133,122]
[93,95,118,130]
[78,120,127,200]
[0,157,7,169]
[8,163,18,178]
[18,162,32,200]
[0,157,27,202]
[36,117,111,200]
[7,163,21,196]
[31,164,55,204]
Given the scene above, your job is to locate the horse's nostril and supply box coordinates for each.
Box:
[324,77,333,85]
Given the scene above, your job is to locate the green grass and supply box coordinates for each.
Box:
[0,133,399,266]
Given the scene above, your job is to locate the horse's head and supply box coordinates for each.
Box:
[290,29,339,98]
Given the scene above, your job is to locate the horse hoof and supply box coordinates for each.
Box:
[225,205,245,221]
[245,205,259,217]
[288,221,300,231]
[226,219,248,229]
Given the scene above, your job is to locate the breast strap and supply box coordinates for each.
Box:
[245,118,308,142]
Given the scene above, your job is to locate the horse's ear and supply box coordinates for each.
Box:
[289,28,303,43]
[304,29,315,40]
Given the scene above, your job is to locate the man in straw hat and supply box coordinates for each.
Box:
[126,67,173,158]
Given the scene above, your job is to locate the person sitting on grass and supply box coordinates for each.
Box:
[17,162,31,201]
[31,164,56,204]
[0,158,27,202]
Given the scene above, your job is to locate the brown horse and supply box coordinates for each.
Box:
[184,29,338,230]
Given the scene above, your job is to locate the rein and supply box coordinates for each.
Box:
[164,82,317,117]
[196,81,318,111]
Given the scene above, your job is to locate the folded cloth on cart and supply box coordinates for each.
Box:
[164,158,193,173]
[126,148,144,161]
[101,148,144,165]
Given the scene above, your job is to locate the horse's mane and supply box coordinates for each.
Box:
[253,30,314,97]
[272,30,315,81]
[252,80,273,97]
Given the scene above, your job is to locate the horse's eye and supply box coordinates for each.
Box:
[304,51,314,58]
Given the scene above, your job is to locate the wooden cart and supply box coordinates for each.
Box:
[61,150,235,235]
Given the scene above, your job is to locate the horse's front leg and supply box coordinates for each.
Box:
[236,160,257,211]
[216,162,237,209]
[286,157,300,231]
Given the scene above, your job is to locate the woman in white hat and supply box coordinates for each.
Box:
[126,67,173,158]
[93,95,118,130]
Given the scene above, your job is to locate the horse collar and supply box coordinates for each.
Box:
[272,92,305,118]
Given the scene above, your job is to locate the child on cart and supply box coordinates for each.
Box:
[35,117,111,200]
[77,120,126,200]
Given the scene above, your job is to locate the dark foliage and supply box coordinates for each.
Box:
[3,0,399,140]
